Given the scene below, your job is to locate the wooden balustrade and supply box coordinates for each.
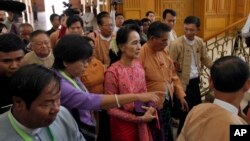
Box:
[200,16,249,100]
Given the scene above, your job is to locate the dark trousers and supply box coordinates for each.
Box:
[160,100,174,141]
[97,110,110,141]
[177,77,202,134]
[79,122,96,141]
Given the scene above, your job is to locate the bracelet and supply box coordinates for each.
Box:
[114,94,121,108]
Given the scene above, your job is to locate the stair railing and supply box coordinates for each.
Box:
[200,17,249,101]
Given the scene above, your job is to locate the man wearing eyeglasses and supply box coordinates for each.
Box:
[22,30,54,68]
[168,16,213,135]
[88,11,115,67]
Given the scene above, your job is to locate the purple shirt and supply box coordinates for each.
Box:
[55,70,102,126]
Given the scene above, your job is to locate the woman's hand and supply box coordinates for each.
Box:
[140,106,156,122]
[136,91,165,109]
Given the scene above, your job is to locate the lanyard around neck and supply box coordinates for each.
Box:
[8,111,55,141]
[59,70,81,90]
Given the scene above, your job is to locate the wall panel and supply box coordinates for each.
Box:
[124,10,141,19]
[159,0,194,36]
[205,0,216,14]
[122,0,250,38]
[217,0,230,14]
[197,0,231,37]
[122,0,194,36]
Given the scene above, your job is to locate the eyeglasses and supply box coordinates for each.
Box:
[184,28,197,33]
[32,41,50,46]
[102,24,113,27]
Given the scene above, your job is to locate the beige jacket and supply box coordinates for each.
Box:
[169,36,213,90]
[22,51,54,68]
[177,103,247,141]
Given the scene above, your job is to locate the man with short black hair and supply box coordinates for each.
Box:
[146,11,155,22]
[177,56,249,141]
[47,13,60,36]
[113,13,124,33]
[66,15,84,35]
[140,18,151,41]
[162,9,177,43]
[0,33,25,114]
[169,16,213,134]
[88,12,115,66]
[0,64,85,141]
[140,21,188,141]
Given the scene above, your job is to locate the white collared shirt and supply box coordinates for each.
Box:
[169,30,177,42]
[241,14,250,38]
[82,12,94,27]
[213,98,238,116]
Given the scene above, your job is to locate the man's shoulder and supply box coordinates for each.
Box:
[189,103,242,122]
[88,30,100,39]
[46,28,56,35]
[0,112,11,128]
[0,111,8,122]
[49,106,85,140]
[22,51,41,64]
[139,43,149,58]
[50,106,75,128]
[0,112,21,141]
[171,36,184,45]
[23,51,37,61]
[194,36,205,45]
[59,106,71,115]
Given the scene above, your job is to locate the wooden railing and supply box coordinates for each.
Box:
[200,16,249,101]
[204,17,248,42]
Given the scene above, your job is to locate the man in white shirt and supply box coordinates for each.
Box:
[113,13,124,33]
[169,16,213,134]
[177,56,249,141]
[82,4,94,34]
[162,9,177,42]
[241,13,250,47]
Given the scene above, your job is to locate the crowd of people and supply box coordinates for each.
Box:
[0,1,250,141]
